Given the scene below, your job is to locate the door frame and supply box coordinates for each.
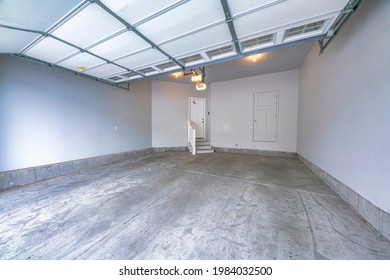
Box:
[253,90,279,142]
[188,97,206,139]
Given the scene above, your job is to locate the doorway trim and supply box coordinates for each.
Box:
[188,97,206,139]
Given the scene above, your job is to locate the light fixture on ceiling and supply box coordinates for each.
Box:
[195,82,207,91]
[191,74,202,83]
[192,68,207,91]
[171,72,183,78]
[182,67,207,91]
[247,53,264,62]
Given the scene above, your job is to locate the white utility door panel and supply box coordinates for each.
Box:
[253,91,278,142]
[189,97,205,139]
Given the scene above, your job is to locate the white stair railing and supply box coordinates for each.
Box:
[188,121,196,155]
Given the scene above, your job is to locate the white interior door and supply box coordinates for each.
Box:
[254,91,278,142]
[189,97,205,139]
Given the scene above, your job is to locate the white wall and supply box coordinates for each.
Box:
[152,80,211,147]
[298,0,390,212]
[211,70,299,152]
[0,55,152,172]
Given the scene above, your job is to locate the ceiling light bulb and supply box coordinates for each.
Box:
[248,54,263,62]
[191,74,202,83]
[171,72,182,78]
[196,82,207,91]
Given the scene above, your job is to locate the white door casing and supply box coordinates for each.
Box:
[253,91,278,142]
[189,97,205,139]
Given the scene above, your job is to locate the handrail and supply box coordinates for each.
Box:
[188,121,196,155]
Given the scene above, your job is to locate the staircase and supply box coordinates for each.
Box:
[195,138,214,154]
[187,121,214,154]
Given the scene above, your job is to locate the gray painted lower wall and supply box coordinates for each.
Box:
[214,147,297,158]
[153,146,189,152]
[155,146,297,158]
[0,148,154,191]
[152,147,297,158]
[298,154,390,242]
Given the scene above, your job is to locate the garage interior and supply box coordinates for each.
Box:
[0,0,389,259]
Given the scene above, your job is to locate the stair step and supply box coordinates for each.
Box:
[192,139,214,154]
[196,149,214,154]
[196,142,210,146]
[197,145,212,150]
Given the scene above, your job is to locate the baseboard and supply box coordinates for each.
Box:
[213,147,297,158]
[153,146,297,158]
[0,148,154,191]
[153,146,188,152]
[298,154,390,242]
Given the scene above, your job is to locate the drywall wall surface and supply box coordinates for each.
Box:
[152,80,211,147]
[298,0,390,212]
[0,55,152,172]
[211,69,299,152]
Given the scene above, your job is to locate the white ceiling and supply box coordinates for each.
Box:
[0,0,350,84]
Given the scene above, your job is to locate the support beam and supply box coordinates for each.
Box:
[320,0,365,54]
[1,24,143,78]
[0,24,43,35]
[199,66,206,83]
[231,0,287,19]
[318,39,324,50]
[48,34,140,75]
[13,54,130,91]
[12,0,143,78]
[132,0,190,27]
[93,0,185,71]
[220,0,241,54]
[18,0,90,54]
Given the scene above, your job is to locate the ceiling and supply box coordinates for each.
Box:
[153,42,313,84]
[0,0,350,85]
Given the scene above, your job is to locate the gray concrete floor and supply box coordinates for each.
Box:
[1,152,389,260]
